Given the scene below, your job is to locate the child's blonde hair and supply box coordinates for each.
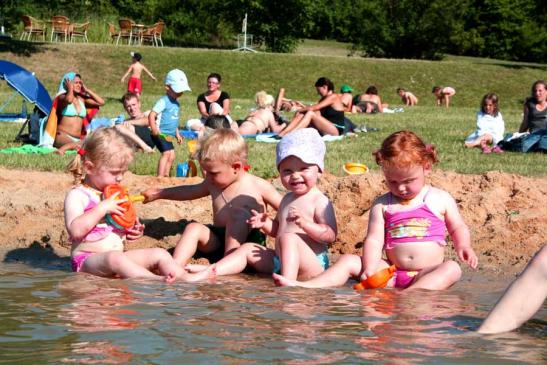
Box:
[67,127,135,184]
[255,91,274,109]
[373,130,438,169]
[197,129,247,165]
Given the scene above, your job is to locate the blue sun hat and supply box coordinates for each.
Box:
[276,128,326,172]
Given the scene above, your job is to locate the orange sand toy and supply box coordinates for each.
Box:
[102,184,144,230]
[353,265,396,290]
[343,162,368,175]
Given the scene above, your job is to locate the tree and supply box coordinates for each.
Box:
[347,0,469,59]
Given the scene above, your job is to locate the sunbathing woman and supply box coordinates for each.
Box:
[354,85,386,113]
[239,91,286,135]
[278,77,345,137]
[54,73,104,150]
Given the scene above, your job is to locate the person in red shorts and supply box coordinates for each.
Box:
[120,52,157,99]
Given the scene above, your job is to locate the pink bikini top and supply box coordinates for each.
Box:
[384,189,447,250]
[72,186,122,243]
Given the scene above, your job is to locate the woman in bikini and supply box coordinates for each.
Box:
[54,73,104,149]
[278,77,345,137]
[354,85,386,113]
[239,91,286,135]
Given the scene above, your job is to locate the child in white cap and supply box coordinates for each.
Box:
[148,69,191,176]
[185,128,337,281]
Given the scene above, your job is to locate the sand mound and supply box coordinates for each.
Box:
[0,168,544,276]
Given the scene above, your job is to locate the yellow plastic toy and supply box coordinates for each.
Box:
[343,162,369,175]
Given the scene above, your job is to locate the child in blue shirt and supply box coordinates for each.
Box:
[149,69,191,176]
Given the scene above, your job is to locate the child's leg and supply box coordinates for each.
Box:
[408,260,462,290]
[210,243,275,276]
[157,149,175,177]
[478,245,547,334]
[276,232,326,281]
[273,253,363,288]
[124,248,180,283]
[81,250,164,280]
[223,209,253,255]
[172,222,222,267]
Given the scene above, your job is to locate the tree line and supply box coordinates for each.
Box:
[2,0,546,62]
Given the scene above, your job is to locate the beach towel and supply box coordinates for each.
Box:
[40,72,99,147]
[256,134,344,143]
[0,144,56,154]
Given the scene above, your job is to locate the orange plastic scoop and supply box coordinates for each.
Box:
[353,265,396,290]
[102,184,142,230]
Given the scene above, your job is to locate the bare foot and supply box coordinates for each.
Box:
[164,272,177,284]
[272,273,298,287]
[184,263,209,273]
[181,264,217,283]
[54,149,66,156]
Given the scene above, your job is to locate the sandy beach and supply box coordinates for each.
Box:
[0,167,545,277]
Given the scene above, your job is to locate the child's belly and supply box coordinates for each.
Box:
[72,234,124,256]
[386,242,445,271]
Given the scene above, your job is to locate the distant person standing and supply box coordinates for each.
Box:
[432,86,456,108]
[121,52,157,99]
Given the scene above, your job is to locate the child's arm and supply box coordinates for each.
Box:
[247,209,279,237]
[443,191,478,269]
[148,111,160,135]
[142,182,210,203]
[258,178,283,211]
[362,199,386,278]
[175,127,183,144]
[143,65,157,81]
[288,198,337,244]
[121,65,133,82]
[65,190,126,242]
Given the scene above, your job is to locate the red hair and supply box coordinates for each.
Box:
[373,130,439,168]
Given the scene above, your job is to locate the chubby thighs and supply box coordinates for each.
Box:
[386,241,445,271]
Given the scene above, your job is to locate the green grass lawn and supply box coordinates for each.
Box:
[0,40,545,177]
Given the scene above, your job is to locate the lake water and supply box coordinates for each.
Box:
[0,263,545,364]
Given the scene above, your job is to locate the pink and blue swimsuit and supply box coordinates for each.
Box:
[70,186,123,272]
[383,189,447,288]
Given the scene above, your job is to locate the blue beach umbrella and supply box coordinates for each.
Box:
[0,60,52,115]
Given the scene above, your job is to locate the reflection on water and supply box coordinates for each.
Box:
[0,263,545,364]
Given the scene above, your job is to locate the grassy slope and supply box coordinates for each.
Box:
[0,40,545,177]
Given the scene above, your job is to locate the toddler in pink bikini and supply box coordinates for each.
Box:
[274,130,478,290]
[64,127,213,282]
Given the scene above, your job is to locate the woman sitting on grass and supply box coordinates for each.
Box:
[278,77,345,137]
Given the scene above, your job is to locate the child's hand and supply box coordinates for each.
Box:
[176,134,183,144]
[126,218,145,241]
[100,191,127,216]
[141,188,161,203]
[457,245,479,269]
[287,206,306,227]
[247,209,268,229]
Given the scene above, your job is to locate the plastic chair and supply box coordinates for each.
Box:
[107,23,120,43]
[117,19,135,45]
[51,15,70,42]
[20,15,46,41]
[70,21,90,42]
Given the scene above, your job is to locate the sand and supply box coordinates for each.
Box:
[0,167,545,277]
